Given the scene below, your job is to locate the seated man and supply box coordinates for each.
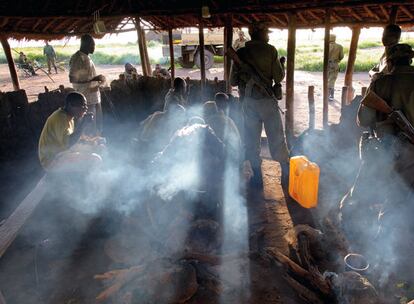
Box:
[164,77,188,110]
[18,51,37,76]
[123,62,139,81]
[139,102,187,160]
[152,64,171,79]
[202,100,241,160]
[215,92,244,144]
[38,92,103,172]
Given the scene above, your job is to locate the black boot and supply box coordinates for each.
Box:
[329,88,334,101]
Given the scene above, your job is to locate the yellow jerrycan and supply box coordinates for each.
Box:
[288,156,320,208]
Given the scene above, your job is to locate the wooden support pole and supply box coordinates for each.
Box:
[0,36,20,91]
[344,26,360,103]
[341,86,349,110]
[361,86,367,96]
[308,86,315,130]
[224,14,233,94]
[389,5,398,24]
[142,25,151,76]
[168,28,175,87]
[286,13,296,139]
[135,18,148,76]
[135,18,151,76]
[322,9,331,128]
[198,19,206,96]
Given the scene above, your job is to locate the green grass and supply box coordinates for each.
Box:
[1,39,413,72]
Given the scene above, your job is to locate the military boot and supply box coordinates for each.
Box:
[329,88,335,102]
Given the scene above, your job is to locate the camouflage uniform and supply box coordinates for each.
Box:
[328,34,344,100]
[230,30,289,176]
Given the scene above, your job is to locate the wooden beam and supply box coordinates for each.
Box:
[389,5,398,24]
[0,36,20,91]
[308,10,323,23]
[141,22,151,76]
[399,5,413,19]
[323,9,331,128]
[0,177,47,258]
[286,12,296,139]
[135,17,150,76]
[308,86,315,130]
[364,5,381,21]
[379,5,389,19]
[347,8,363,21]
[168,28,175,87]
[344,26,360,103]
[223,14,233,93]
[198,19,206,95]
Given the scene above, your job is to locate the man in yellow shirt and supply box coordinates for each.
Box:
[38,92,101,171]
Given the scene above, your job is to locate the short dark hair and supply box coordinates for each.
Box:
[214,92,229,111]
[80,34,94,45]
[173,77,186,92]
[65,92,86,108]
[384,24,401,37]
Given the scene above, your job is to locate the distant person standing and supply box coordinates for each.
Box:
[43,41,58,74]
[69,34,106,135]
[328,34,344,101]
[152,64,171,79]
[369,24,401,80]
[233,30,248,50]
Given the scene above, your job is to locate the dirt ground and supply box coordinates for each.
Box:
[0,63,370,133]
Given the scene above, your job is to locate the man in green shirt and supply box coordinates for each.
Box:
[230,21,289,188]
[43,41,57,74]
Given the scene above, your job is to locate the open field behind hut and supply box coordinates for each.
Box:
[4,36,414,72]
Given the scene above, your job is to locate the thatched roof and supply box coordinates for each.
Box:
[1,0,414,39]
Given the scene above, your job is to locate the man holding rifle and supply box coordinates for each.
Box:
[358,43,414,190]
[230,21,289,188]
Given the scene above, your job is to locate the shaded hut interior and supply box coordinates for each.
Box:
[1,0,414,303]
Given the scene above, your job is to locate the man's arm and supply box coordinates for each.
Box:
[357,85,377,127]
[339,45,344,61]
[68,114,93,146]
[272,48,285,83]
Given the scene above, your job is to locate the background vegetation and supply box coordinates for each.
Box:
[2,38,413,72]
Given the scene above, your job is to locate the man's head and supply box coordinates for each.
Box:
[382,24,401,47]
[214,92,229,112]
[173,77,187,95]
[387,43,414,67]
[329,34,336,42]
[64,92,88,119]
[80,34,95,54]
[155,64,161,70]
[45,41,49,46]
[248,21,271,43]
[125,62,135,74]
[238,30,245,39]
[203,101,219,117]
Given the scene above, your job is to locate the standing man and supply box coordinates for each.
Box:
[230,21,289,188]
[233,30,248,50]
[328,34,344,102]
[369,24,401,80]
[43,41,58,74]
[69,34,106,136]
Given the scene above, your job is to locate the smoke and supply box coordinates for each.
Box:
[296,116,414,291]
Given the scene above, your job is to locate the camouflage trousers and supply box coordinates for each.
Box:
[242,96,289,169]
[328,62,339,89]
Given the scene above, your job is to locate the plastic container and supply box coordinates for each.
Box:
[289,156,320,208]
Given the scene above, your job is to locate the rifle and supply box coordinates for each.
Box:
[226,47,284,113]
[361,90,414,144]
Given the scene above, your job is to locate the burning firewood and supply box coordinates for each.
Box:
[95,260,198,303]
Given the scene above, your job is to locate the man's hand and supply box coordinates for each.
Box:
[92,75,106,83]
[82,112,94,125]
